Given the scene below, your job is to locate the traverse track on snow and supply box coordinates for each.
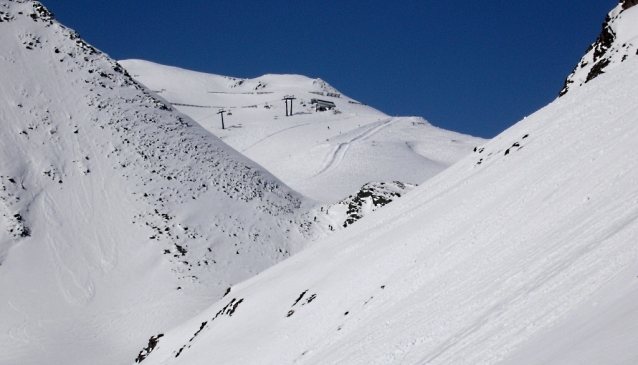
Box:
[239,115,364,154]
[312,117,397,177]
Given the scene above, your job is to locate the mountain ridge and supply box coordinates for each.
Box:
[560,0,638,96]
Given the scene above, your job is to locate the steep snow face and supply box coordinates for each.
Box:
[560,0,638,96]
[141,55,638,365]
[0,1,323,364]
[120,60,483,202]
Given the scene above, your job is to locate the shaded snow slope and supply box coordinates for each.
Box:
[120,60,483,202]
[143,54,638,365]
[560,0,638,96]
[0,1,325,364]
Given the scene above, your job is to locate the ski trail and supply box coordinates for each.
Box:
[316,142,350,177]
[240,115,360,153]
[240,122,316,153]
[313,117,397,177]
[70,122,118,272]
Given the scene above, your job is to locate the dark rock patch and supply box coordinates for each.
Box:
[135,333,164,363]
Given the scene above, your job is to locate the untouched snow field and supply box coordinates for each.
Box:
[141,26,638,365]
[119,60,482,202]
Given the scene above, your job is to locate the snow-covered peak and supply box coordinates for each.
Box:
[559,1,638,96]
[119,60,483,202]
[121,59,346,100]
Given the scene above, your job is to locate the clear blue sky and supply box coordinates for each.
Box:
[44,1,617,138]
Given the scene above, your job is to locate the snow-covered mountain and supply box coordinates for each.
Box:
[5,0,636,364]
[560,0,638,96]
[0,1,332,364]
[137,4,638,365]
[119,60,483,202]
[0,2,481,364]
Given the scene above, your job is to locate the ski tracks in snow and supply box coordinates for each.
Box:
[6,300,36,346]
[240,115,361,153]
[42,192,96,306]
[37,103,120,307]
[41,180,117,307]
[313,117,396,177]
[240,121,317,153]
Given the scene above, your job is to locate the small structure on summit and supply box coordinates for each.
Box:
[311,98,336,112]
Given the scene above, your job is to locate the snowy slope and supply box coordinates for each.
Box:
[560,0,638,96]
[119,60,483,202]
[0,2,331,364]
[142,34,638,365]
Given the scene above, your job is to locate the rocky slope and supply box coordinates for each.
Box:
[311,181,416,233]
[0,1,325,364]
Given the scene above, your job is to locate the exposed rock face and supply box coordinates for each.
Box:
[622,0,638,10]
[340,181,415,228]
[311,181,416,232]
[559,1,638,96]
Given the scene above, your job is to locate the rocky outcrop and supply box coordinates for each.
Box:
[622,0,638,10]
[311,181,416,232]
[559,1,638,96]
